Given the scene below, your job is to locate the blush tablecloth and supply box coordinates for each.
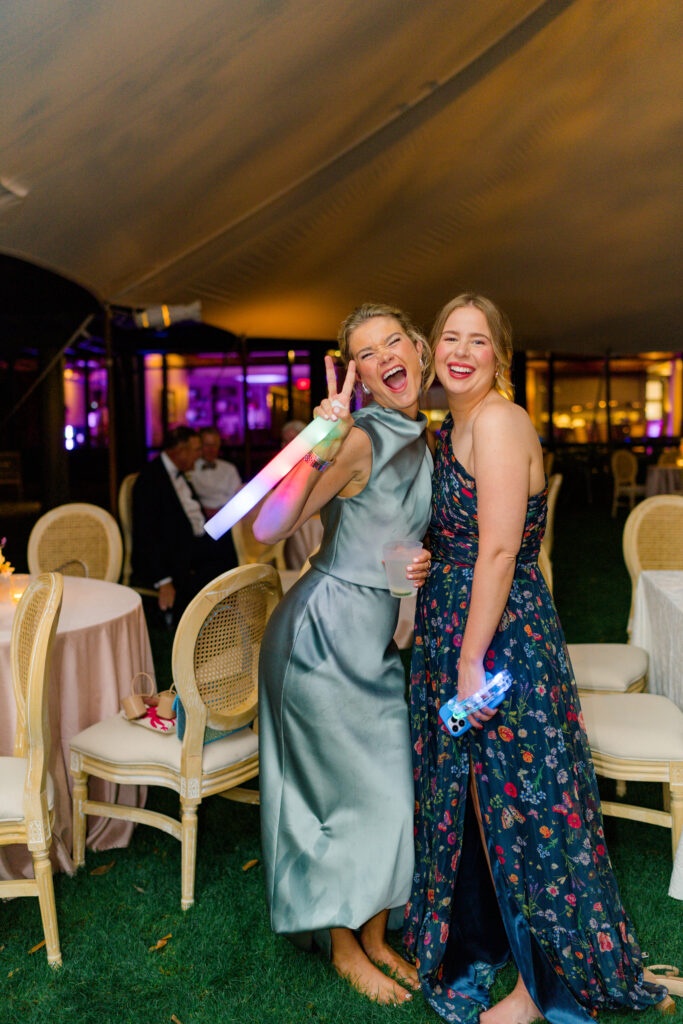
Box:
[0,576,155,878]
[645,465,683,497]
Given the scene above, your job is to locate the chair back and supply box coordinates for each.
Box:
[28,503,123,582]
[623,495,683,626]
[657,450,679,467]
[542,451,555,478]
[231,516,287,570]
[118,473,139,586]
[611,449,638,485]
[537,546,553,595]
[10,573,63,838]
[171,564,282,766]
[541,473,563,557]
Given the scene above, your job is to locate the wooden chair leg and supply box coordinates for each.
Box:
[32,848,62,967]
[72,770,88,867]
[180,802,198,911]
[670,768,683,860]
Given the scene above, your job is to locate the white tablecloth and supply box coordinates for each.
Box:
[631,571,683,709]
[630,570,683,899]
[0,576,155,878]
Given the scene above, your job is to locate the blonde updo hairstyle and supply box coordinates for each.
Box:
[429,293,514,401]
[337,302,434,391]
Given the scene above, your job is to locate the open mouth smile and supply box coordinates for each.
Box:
[381,365,408,391]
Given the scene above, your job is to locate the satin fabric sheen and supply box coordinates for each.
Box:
[259,402,432,940]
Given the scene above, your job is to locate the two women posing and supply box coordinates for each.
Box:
[255,296,667,1021]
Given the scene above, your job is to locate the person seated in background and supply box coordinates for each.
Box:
[132,425,237,622]
[279,420,324,569]
[280,419,307,447]
[190,425,242,518]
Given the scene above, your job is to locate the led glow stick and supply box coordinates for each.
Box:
[204,416,339,540]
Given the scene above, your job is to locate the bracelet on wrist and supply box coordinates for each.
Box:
[303,451,331,472]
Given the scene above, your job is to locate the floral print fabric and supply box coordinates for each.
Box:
[403,417,664,1023]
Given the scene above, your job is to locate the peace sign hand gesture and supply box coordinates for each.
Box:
[311,356,356,460]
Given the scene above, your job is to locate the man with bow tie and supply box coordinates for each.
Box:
[190,426,242,518]
[132,425,237,622]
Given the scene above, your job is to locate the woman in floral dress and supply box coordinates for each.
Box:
[403,294,667,1023]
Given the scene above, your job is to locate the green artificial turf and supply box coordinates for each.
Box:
[2,483,682,1023]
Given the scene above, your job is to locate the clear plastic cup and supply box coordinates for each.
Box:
[382,540,424,597]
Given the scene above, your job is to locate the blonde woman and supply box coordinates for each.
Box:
[256,304,433,1004]
[404,294,667,1022]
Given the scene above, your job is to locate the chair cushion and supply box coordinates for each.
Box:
[580,693,683,761]
[70,714,258,777]
[568,643,648,692]
[0,758,55,822]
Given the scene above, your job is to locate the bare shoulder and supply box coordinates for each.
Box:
[473,393,535,440]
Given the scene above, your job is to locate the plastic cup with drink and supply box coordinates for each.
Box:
[382,539,425,597]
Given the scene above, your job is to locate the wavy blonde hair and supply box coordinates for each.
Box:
[337,302,434,391]
[429,293,514,401]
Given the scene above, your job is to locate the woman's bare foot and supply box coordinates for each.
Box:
[480,972,543,1024]
[331,927,412,1005]
[359,928,420,991]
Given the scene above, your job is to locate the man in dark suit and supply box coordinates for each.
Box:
[132,425,237,621]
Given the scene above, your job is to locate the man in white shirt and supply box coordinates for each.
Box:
[190,426,242,517]
[132,425,237,621]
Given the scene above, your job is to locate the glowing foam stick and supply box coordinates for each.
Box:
[204,416,339,540]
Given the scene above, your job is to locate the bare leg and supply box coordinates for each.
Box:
[469,777,543,1024]
[330,924,412,1004]
[359,908,420,990]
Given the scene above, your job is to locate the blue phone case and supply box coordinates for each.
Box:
[439,669,512,738]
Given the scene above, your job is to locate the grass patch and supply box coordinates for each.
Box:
[2,483,681,1022]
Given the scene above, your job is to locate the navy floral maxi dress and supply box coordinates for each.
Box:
[403,417,665,1023]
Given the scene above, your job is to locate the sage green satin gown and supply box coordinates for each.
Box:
[259,402,432,941]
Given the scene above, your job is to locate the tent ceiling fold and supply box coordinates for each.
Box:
[0,0,681,354]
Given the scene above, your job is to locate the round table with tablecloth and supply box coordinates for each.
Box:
[0,576,155,878]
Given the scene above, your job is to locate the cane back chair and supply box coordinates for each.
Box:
[70,564,282,909]
[0,573,64,965]
[622,495,683,633]
[610,449,645,517]
[28,503,122,582]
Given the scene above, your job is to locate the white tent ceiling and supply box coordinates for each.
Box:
[1,0,681,353]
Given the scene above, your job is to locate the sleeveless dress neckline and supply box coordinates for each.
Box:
[442,412,548,504]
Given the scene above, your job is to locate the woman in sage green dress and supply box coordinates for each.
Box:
[255,304,433,1005]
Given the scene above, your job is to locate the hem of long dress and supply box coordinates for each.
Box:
[484,822,595,1024]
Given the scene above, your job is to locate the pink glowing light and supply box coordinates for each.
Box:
[204,416,338,539]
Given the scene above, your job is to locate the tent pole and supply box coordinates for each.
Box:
[240,336,251,478]
[604,353,612,451]
[104,304,119,514]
